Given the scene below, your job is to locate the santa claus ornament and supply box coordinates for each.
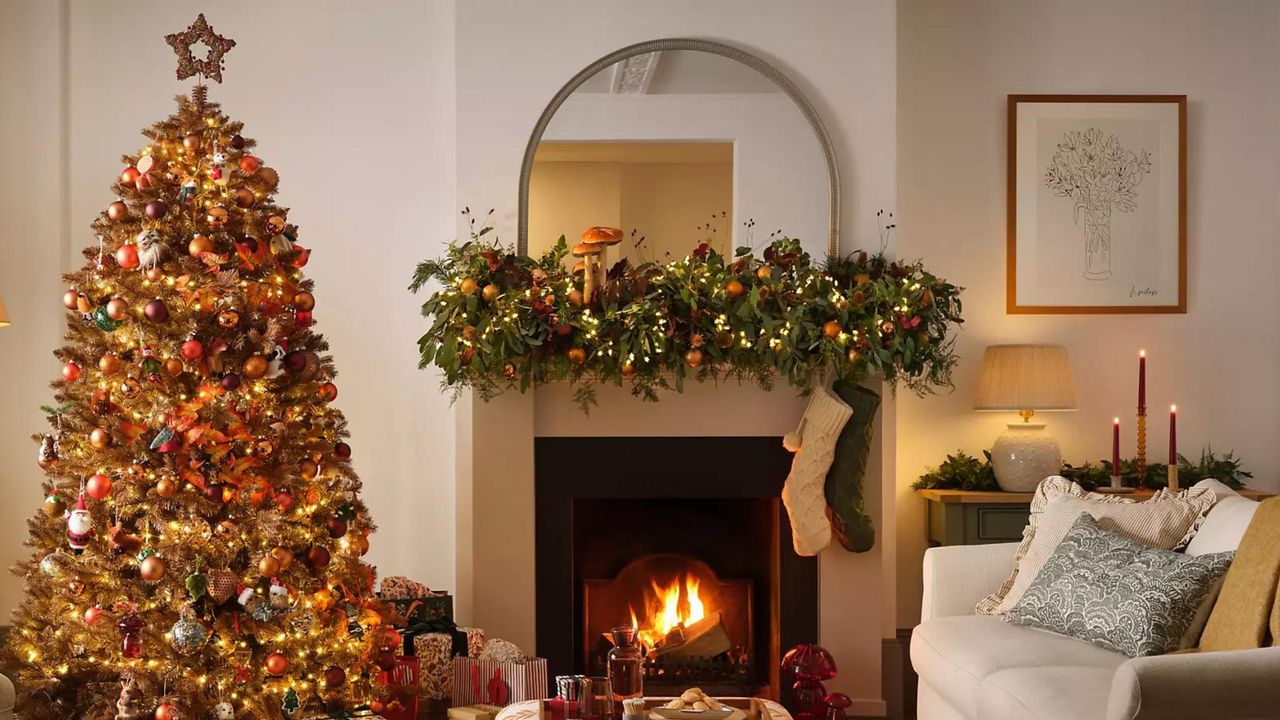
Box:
[66,493,93,554]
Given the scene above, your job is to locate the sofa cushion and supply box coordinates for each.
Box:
[978,477,1215,615]
[979,666,1116,720]
[1185,479,1259,556]
[911,615,1127,718]
[1005,513,1234,657]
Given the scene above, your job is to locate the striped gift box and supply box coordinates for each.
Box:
[450,656,549,707]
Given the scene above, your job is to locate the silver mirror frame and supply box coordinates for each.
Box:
[517,38,841,258]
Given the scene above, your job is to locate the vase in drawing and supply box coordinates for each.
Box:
[1079,202,1113,280]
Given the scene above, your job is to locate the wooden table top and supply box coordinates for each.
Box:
[917,487,1272,504]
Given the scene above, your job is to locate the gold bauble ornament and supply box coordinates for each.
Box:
[163,357,184,377]
[715,331,734,349]
[271,547,294,571]
[847,348,860,364]
[567,289,584,307]
[258,555,281,578]
[685,348,704,368]
[89,428,112,449]
[481,284,500,303]
[155,477,178,498]
[242,354,268,379]
[567,348,586,365]
[620,362,636,377]
[139,555,167,582]
[293,291,315,311]
[459,278,478,295]
[299,459,319,480]
[189,234,214,257]
[106,297,129,321]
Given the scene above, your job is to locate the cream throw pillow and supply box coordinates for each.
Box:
[976,477,1216,615]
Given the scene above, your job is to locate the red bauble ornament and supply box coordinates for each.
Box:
[106,297,129,321]
[62,362,81,382]
[376,650,397,671]
[83,605,104,626]
[230,134,245,150]
[145,200,168,220]
[144,299,169,322]
[154,703,179,720]
[324,665,346,687]
[295,310,313,328]
[325,518,348,539]
[317,382,337,402]
[239,155,261,174]
[120,167,140,185]
[274,489,295,512]
[306,546,331,570]
[107,200,129,223]
[334,442,352,459]
[86,474,112,499]
[115,245,140,269]
[203,483,224,503]
[265,651,288,676]
[221,373,241,391]
[180,339,203,361]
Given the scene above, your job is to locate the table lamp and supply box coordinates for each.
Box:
[0,293,9,327]
[974,344,1077,491]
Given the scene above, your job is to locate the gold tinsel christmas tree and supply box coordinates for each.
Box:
[3,15,388,720]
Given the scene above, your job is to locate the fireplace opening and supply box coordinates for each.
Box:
[535,436,819,699]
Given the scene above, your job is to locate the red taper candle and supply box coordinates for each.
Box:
[1169,405,1177,464]
[1112,417,1121,473]
[1138,350,1146,413]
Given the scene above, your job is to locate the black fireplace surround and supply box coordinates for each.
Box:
[534,436,819,696]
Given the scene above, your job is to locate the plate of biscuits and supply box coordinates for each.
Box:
[651,689,736,720]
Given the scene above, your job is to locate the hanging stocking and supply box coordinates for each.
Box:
[781,383,853,556]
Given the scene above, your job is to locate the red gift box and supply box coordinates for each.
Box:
[378,655,421,720]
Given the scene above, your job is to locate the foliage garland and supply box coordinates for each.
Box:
[411,211,964,410]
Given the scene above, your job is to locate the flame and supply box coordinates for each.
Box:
[628,573,707,650]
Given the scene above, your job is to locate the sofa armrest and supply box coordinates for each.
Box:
[920,542,1018,621]
[1106,647,1280,720]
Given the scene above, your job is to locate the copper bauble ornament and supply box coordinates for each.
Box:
[324,666,346,687]
[145,200,168,219]
[685,348,704,368]
[298,459,319,480]
[325,518,348,539]
[306,546,331,570]
[271,546,294,571]
[481,284,500,303]
[145,266,165,282]
[63,289,80,310]
[139,555,167,582]
[86,473,112,499]
[155,702,180,720]
[188,234,213,257]
[239,155,261,173]
[89,428,112,449]
[120,166,140,185]
[567,348,586,365]
[107,200,129,223]
[459,278,478,295]
[206,206,229,228]
[99,353,121,374]
[715,331,734,349]
[292,291,315,311]
[144,298,169,322]
[822,320,842,339]
[233,187,256,208]
[84,605,104,626]
[352,533,371,556]
[258,555,281,577]
[106,297,129,320]
[265,651,288,676]
[115,244,140,269]
[62,362,81,382]
[620,362,636,377]
[725,279,745,299]
[182,133,201,152]
[162,357,183,377]
[317,382,337,402]
[266,215,286,234]
[218,309,240,329]
[155,477,177,498]
[242,354,268,379]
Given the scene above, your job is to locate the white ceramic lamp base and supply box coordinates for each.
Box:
[990,422,1062,492]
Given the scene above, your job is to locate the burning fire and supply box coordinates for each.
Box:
[628,574,707,649]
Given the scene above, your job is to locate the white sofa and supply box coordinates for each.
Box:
[0,672,11,720]
[911,492,1280,720]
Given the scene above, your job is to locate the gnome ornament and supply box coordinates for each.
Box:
[780,383,852,556]
[67,493,93,554]
[268,580,290,610]
[135,229,164,269]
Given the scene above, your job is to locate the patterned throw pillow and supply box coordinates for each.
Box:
[1005,513,1234,658]
[976,477,1216,615]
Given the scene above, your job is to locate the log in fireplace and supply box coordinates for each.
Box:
[535,436,819,698]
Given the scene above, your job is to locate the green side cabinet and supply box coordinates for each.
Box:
[919,489,1031,546]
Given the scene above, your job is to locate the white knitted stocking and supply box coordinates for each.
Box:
[781,384,852,556]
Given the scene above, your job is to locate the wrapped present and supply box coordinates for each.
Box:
[377,655,421,720]
[380,576,432,599]
[463,626,486,657]
[413,632,454,700]
[450,656,549,707]
[448,705,501,720]
[379,576,454,628]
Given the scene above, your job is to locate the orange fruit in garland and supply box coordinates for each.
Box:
[822,320,842,339]
[685,348,704,368]
[567,348,586,365]
[725,279,745,299]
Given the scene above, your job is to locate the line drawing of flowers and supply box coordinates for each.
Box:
[1044,127,1151,280]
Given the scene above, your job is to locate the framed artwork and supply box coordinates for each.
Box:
[1007,95,1186,314]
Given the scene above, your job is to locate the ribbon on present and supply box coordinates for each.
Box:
[402,616,468,657]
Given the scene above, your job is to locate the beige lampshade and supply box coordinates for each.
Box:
[974,344,1077,411]
[0,293,9,327]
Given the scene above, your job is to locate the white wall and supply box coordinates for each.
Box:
[0,0,460,622]
[895,0,1280,627]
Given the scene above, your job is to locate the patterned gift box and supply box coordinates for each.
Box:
[463,626,486,657]
[411,627,485,700]
[450,656,549,707]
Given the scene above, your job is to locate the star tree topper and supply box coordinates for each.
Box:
[164,13,236,84]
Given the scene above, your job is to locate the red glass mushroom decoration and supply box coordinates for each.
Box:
[781,643,838,720]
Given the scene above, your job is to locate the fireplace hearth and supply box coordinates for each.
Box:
[535,436,819,698]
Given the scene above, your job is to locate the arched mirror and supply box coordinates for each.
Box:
[518,39,840,265]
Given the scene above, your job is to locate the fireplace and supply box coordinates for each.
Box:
[535,436,819,698]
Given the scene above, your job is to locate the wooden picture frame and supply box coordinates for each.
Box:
[1007,95,1186,314]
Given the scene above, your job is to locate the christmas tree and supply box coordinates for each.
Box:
[3,16,388,720]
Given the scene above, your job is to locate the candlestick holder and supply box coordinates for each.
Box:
[1136,411,1147,481]
[1167,464,1179,492]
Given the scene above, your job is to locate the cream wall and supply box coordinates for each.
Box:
[0,0,459,621]
[895,0,1280,627]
